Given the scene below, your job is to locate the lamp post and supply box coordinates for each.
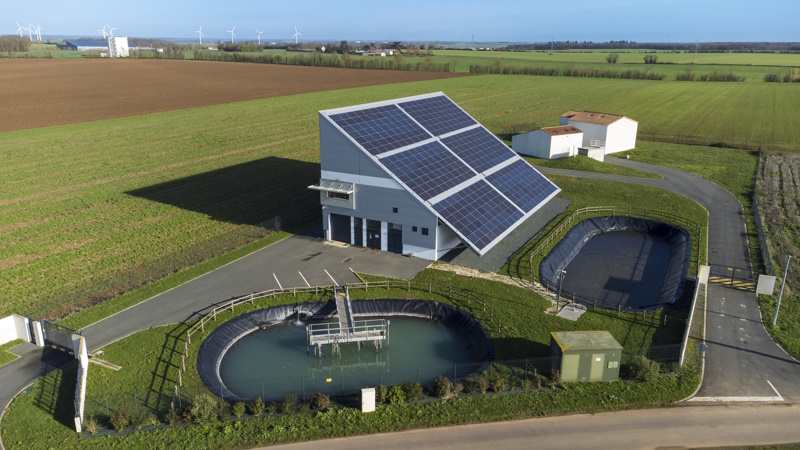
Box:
[556,270,567,312]
[772,255,792,326]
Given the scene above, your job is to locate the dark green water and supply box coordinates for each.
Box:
[219,316,484,401]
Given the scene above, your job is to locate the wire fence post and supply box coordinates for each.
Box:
[134,393,138,413]
[105,396,110,416]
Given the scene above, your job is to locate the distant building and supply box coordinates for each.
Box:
[560,111,638,154]
[512,125,583,160]
[63,40,108,52]
[362,49,394,57]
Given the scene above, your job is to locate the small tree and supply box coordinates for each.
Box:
[249,397,265,417]
[387,385,406,404]
[403,381,424,402]
[623,355,660,382]
[191,393,219,425]
[606,52,620,63]
[233,401,246,419]
[110,410,131,432]
[489,374,505,393]
[282,393,298,414]
[375,384,388,403]
[311,393,331,411]
[434,375,453,398]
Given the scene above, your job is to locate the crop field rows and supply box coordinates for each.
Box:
[1,64,799,317]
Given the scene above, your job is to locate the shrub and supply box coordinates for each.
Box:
[191,393,219,425]
[453,382,463,397]
[623,355,660,382]
[521,377,534,392]
[282,393,298,414]
[375,384,388,403]
[475,375,489,394]
[216,399,231,421]
[489,375,505,393]
[387,385,405,404]
[605,52,619,63]
[249,397,265,417]
[311,393,331,411]
[85,416,99,435]
[233,402,246,418]
[434,375,453,398]
[266,402,277,415]
[403,381,424,402]
[163,407,181,426]
[110,410,131,432]
[131,409,155,430]
[298,402,311,414]
[181,407,193,423]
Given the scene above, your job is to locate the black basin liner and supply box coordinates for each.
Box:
[539,216,691,310]
[197,299,495,402]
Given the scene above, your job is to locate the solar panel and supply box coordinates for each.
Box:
[398,96,477,136]
[433,180,523,252]
[329,105,430,155]
[486,159,559,213]
[441,127,514,173]
[381,142,475,201]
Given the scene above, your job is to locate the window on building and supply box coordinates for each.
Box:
[327,191,349,200]
[421,228,429,236]
[412,226,418,232]
[392,207,398,213]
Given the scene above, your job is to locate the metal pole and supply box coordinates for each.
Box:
[105,396,110,416]
[556,270,566,312]
[773,255,792,326]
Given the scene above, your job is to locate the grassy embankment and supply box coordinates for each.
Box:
[0,339,24,367]
[2,74,796,321]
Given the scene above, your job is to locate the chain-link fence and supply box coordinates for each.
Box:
[27,203,319,322]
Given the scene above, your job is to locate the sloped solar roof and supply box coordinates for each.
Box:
[322,92,560,256]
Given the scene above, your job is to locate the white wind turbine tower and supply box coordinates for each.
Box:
[15,21,25,37]
[106,23,117,37]
[227,26,236,43]
[35,25,42,41]
[98,25,108,38]
[196,26,204,45]
[27,24,34,41]
[293,25,301,44]
[255,28,263,45]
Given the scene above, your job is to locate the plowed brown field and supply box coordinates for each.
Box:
[0,59,465,132]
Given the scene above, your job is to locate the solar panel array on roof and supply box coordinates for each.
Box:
[381,141,475,201]
[398,96,476,137]
[441,127,514,173]
[329,105,430,155]
[432,180,523,250]
[487,159,559,213]
[322,93,560,256]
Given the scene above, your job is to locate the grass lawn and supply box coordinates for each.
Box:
[524,155,661,179]
[1,270,699,449]
[2,73,793,318]
[0,339,23,368]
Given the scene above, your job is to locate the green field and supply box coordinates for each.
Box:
[1,73,796,318]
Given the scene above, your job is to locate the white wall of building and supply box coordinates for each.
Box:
[604,118,638,153]
[512,130,583,160]
[0,314,30,345]
[435,222,462,260]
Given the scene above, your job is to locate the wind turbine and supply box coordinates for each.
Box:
[293,25,301,44]
[98,25,108,38]
[106,23,117,37]
[227,26,236,43]
[15,21,24,38]
[35,25,42,41]
[27,24,34,41]
[195,26,204,45]
[255,28,263,45]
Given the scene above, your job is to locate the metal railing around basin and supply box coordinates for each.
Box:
[307,318,388,347]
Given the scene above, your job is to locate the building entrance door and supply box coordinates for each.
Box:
[366,220,381,249]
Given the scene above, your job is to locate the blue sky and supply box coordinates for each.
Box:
[5,0,798,43]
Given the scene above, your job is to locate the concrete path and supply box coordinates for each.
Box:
[267,404,800,450]
[541,156,800,401]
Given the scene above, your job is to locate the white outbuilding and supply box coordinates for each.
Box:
[560,111,638,154]
[512,125,584,160]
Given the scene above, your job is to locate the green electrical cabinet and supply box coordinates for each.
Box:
[550,331,623,382]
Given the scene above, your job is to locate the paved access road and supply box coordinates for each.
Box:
[268,404,800,450]
[541,156,800,401]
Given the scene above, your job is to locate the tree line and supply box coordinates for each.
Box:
[194,50,454,72]
[468,63,666,80]
[0,36,32,52]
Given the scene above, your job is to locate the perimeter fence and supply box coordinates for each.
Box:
[752,147,774,275]
[28,203,319,322]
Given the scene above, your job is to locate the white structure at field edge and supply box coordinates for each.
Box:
[108,36,129,57]
[512,125,583,160]
[560,111,638,154]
